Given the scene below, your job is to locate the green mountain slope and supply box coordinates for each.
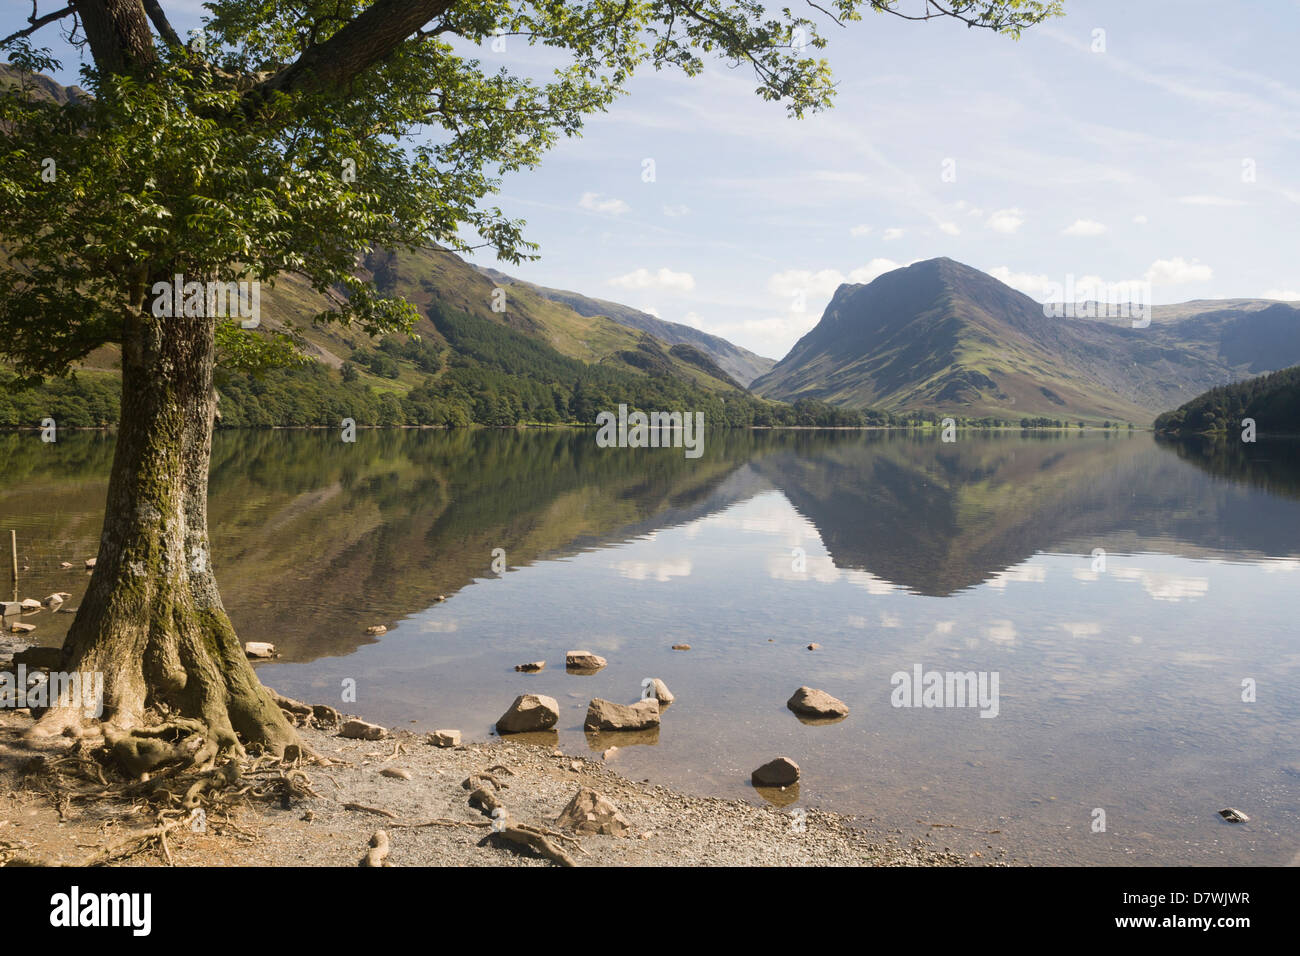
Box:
[752,258,1300,424]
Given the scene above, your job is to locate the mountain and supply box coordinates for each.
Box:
[1154,365,1300,436]
[752,257,1300,424]
[475,266,775,386]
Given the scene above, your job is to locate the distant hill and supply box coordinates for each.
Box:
[474,266,775,386]
[1154,365,1300,436]
[752,257,1300,424]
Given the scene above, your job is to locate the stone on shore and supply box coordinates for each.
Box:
[644,678,674,705]
[340,718,388,741]
[496,694,560,734]
[429,729,461,748]
[380,768,412,780]
[786,686,849,719]
[752,757,800,788]
[312,704,340,726]
[556,787,631,837]
[584,697,660,732]
[244,641,276,659]
[365,624,387,635]
[565,650,606,671]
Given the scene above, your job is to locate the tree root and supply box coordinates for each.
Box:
[359,829,391,867]
[484,825,577,867]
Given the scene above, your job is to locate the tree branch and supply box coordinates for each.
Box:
[1,4,75,47]
[141,0,182,48]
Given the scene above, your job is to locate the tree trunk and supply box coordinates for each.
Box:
[29,276,298,759]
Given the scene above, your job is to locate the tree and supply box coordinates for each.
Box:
[0,0,1059,768]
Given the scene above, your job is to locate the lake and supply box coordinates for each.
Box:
[3,427,1298,865]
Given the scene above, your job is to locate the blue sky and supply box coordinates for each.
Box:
[10,1,1300,360]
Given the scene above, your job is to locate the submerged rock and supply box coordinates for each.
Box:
[1219,808,1249,823]
[566,650,607,671]
[786,686,849,720]
[584,697,660,732]
[671,643,691,651]
[514,661,545,673]
[752,757,800,788]
[496,694,560,734]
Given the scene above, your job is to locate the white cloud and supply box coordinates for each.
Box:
[938,221,961,236]
[1178,195,1247,207]
[642,307,661,317]
[579,192,630,215]
[882,227,904,241]
[608,267,696,292]
[848,258,905,284]
[989,266,1056,298]
[850,224,872,238]
[1144,257,1213,285]
[682,311,704,328]
[1263,288,1300,300]
[768,268,848,301]
[987,208,1025,234]
[1133,214,1149,224]
[1063,219,1108,236]
[662,204,690,217]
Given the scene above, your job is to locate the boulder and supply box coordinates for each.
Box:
[19,598,41,611]
[42,593,70,610]
[339,718,388,740]
[244,641,276,659]
[752,757,800,788]
[565,650,606,671]
[8,622,36,635]
[556,787,631,837]
[786,686,849,720]
[643,678,674,705]
[496,694,560,734]
[514,661,545,673]
[429,729,461,748]
[584,697,660,732]
[0,602,20,617]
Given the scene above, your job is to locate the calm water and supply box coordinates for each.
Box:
[3,428,1299,865]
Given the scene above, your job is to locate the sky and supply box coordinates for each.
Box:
[9,0,1300,361]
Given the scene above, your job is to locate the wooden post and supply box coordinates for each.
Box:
[9,529,16,602]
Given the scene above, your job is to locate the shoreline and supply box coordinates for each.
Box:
[0,707,1004,867]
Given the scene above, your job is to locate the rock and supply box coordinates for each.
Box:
[436,595,446,602]
[244,641,276,659]
[311,704,340,726]
[13,646,61,668]
[752,757,800,788]
[8,622,36,634]
[514,661,545,673]
[365,624,387,635]
[643,678,674,705]
[429,729,461,748]
[19,598,41,611]
[584,697,660,732]
[603,747,618,761]
[84,558,96,569]
[556,787,631,837]
[380,768,412,780]
[496,694,560,734]
[787,686,849,719]
[42,594,69,610]
[807,643,820,650]
[339,718,388,741]
[565,650,607,671]
[59,562,73,569]
[0,602,20,617]
[1219,807,1249,823]
[671,643,691,651]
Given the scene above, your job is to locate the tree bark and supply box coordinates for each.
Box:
[30,275,299,759]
